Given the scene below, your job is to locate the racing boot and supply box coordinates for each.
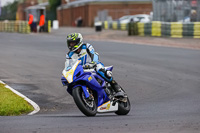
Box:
[110,80,126,97]
[97,68,126,97]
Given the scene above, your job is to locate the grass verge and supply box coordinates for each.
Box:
[0,83,34,116]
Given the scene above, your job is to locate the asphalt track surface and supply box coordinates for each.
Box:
[0,31,200,133]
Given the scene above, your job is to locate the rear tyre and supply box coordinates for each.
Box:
[72,87,97,116]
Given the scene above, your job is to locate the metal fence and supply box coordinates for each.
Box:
[153,0,200,22]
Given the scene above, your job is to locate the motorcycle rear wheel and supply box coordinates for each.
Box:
[72,86,97,116]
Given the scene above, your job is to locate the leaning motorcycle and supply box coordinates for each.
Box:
[61,59,130,116]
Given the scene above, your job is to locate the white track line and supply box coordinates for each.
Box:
[0,80,40,115]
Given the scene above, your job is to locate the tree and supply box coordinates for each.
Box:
[0,0,18,20]
[48,0,61,20]
[49,0,61,10]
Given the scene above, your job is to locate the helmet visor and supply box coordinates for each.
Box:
[67,38,80,51]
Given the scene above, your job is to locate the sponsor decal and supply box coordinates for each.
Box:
[100,107,107,110]
[88,76,92,81]
[65,69,73,77]
[100,103,111,110]
[106,103,110,110]
[82,52,87,56]
[79,52,86,57]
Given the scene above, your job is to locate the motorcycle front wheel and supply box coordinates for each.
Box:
[72,86,97,116]
[115,89,131,115]
[115,97,131,115]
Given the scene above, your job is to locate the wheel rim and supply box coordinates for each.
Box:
[81,92,94,109]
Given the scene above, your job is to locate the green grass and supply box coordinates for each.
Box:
[0,83,34,116]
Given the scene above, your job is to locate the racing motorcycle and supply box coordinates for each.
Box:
[61,59,130,116]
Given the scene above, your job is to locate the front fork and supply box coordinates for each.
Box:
[73,85,90,99]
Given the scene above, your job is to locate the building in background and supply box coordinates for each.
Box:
[57,0,152,27]
[17,0,48,20]
[17,0,38,20]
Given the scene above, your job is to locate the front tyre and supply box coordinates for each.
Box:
[115,88,131,115]
[115,97,131,115]
[72,87,97,116]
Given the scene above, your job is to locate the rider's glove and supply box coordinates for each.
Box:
[83,61,97,69]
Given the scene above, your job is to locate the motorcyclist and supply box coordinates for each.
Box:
[65,33,125,97]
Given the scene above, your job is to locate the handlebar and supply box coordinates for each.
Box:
[82,63,97,69]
